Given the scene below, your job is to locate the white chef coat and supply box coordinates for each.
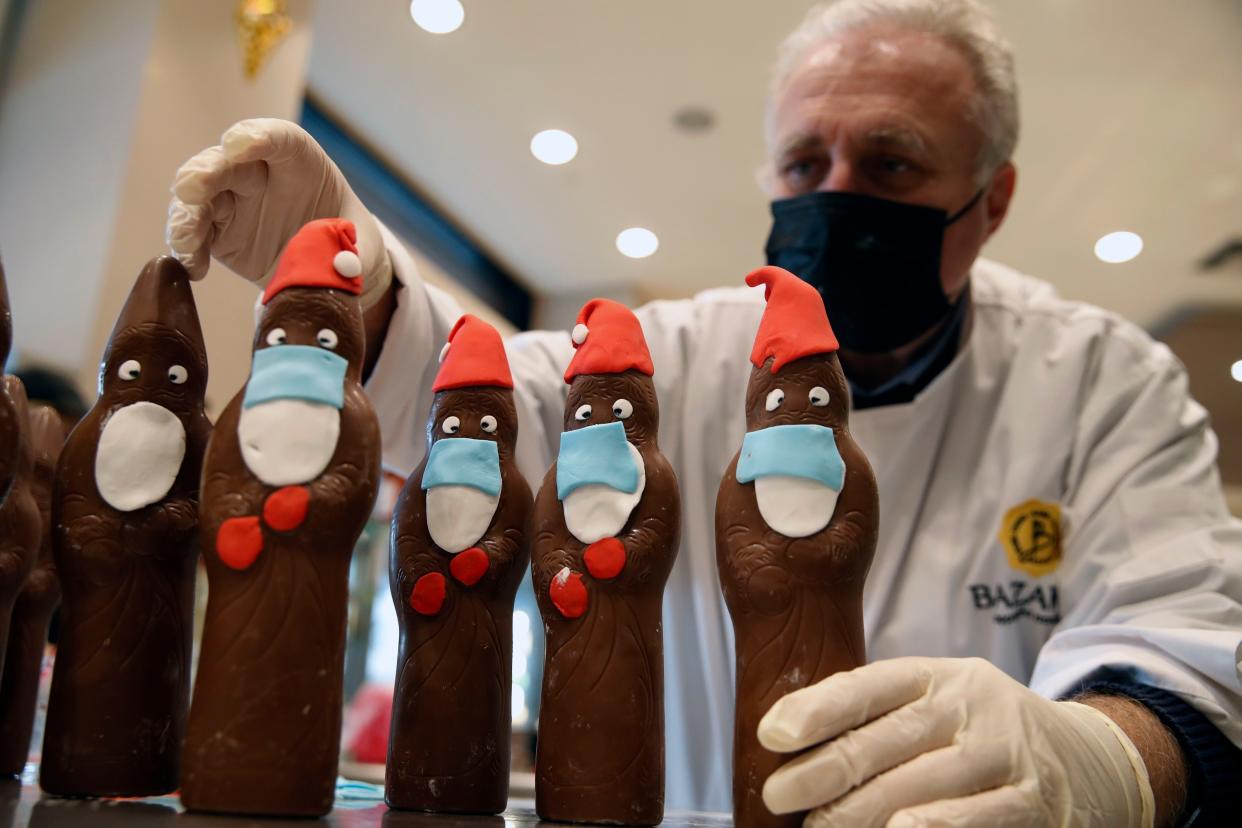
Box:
[367,225,1242,812]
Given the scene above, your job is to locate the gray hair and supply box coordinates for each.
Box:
[767,0,1019,182]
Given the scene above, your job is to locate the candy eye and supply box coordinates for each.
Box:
[765,388,785,412]
[574,404,592,422]
[266,327,287,346]
[317,328,338,350]
[480,414,498,434]
[168,365,188,385]
[118,359,141,381]
[809,386,830,407]
[441,416,461,435]
[612,399,633,419]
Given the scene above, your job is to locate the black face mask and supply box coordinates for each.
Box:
[765,189,983,353]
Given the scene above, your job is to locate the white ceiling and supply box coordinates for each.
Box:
[307,0,1242,329]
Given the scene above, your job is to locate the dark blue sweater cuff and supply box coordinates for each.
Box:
[1072,677,1242,827]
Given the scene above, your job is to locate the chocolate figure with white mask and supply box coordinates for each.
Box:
[716,266,878,828]
[41,256,211,797]
[386,314,531,813]
[182,218,380,817]
[0,403,64,775]
[0,380,41,703]
[532,299,680,826]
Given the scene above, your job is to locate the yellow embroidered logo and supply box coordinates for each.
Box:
[999,499,1062,577]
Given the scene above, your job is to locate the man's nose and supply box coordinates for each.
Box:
[820,161,863,194]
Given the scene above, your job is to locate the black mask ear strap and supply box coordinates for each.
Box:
[945,187,986,225]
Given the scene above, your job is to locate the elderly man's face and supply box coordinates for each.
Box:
[769,26,1015,301]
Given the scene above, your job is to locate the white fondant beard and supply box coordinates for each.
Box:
[426,485,500,553]
[753,475,840,538]
[238,398,340,487]
[94,401,187,512]
[562,443,646,545]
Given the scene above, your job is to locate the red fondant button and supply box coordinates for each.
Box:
[263,485,310,531]
[217,516,263,571]
[584,537,626,580]
[410,573,447,616]
[549,568,588,619]
[450,547,489,586]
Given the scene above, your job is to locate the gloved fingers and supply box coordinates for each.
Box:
[166,199,213,280]
[764,696,958,814]
[172,146,268,208]
[886,785,1043,828]
[171,144,224,204]
[174,224,216,282]
[211,190,238,230]
[760,657,934,753]
[206,190,254,270]
[222,117,317,166]
[805,741,1010,828]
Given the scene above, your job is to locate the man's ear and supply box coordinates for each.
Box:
[984,162,1017,240]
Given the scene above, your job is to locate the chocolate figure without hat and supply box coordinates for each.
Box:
[41,256,211,797]
[0,262,21,507]
[0,379,41,712]
[716,266,879,828]
[532,299,681,826]
[182,218,380,817]
[0,402,64,775]
[386,314,532,814]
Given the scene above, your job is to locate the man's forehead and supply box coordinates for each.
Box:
[794,26,975,90]
[773,27,978,148]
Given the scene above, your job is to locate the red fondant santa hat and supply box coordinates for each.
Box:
[563,299,654,383]
[433,314,514,392]
[262,217,363,304]
[746,265,839,373]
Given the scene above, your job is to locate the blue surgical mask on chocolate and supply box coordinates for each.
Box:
[765,189,982,353]
[242,344,348,410]
[421,437,502,496]
[736,423,845,490]
[556,421,640,500]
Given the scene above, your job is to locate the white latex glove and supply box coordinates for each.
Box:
[759,657,1156,828]
[166,118,393,309]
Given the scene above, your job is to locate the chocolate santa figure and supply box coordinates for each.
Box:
[532,299,680,826]
[182,218,380,817]
[0,380,40,697]
[386,314,532,813]
[716,266,879,828]
[0,262,20,505]
[0,402,63,775]
[41,256,211,797]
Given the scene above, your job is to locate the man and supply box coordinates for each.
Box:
[167,1,1242,824]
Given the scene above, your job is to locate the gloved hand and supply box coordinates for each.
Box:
[759,657,1155,828]
[166,118,393,309]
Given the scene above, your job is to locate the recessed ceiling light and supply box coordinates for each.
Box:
[409,0,464,34]
[1094,231,1143,264]
[1231,360,1242,383]
[530,129,578,165]
[616,228,659,259]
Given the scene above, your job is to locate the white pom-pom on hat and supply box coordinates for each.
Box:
[571,323,589,345]
[438,342,450,363]
[333,250,363,279]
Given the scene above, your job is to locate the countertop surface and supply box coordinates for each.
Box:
[0,773,732,828]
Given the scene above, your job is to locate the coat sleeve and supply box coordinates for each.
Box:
[1027,319,1242,749]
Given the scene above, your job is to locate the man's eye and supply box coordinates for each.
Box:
[781,157,826,191]
[874,156,915,175]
